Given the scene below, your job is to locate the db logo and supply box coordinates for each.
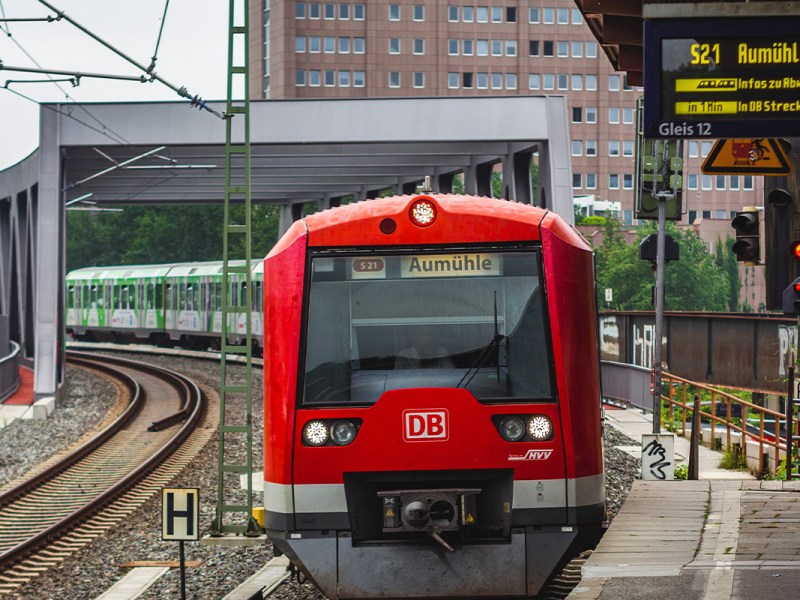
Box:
[403,410,449,442]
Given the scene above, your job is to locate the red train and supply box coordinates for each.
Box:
[263,194,604,598]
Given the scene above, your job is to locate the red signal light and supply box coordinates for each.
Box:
[793,241,800,259]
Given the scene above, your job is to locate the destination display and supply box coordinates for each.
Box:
[644,18,800,138]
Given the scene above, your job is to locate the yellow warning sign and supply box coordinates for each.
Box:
[701,138,792,175]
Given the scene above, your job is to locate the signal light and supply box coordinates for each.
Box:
[409,196,437,227]
[730,208,761,264]
[783,277,800,315]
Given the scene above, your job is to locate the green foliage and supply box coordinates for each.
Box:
[674,463,688,480]
[594,220,737,311]
[719,447,746,470]
[578,216,606,226]
[67,204,281,270]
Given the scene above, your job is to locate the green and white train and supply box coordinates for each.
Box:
[65,261,264,351]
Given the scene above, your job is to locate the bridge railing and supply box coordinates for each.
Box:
[600,361,654,411]
[660,371,795,474]
[0,341,20,403]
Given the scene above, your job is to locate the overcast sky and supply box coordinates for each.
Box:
[0,0,228,169]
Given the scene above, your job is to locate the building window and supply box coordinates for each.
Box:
[609,74,620,91]
[463,72,474,88]
[623,210,633,226]
[529,8,539,23]
[463,6,474,22]
[623,174,633,189]
[586,107,597,123]
[688,141,699,157]
[448,39,459,55]
[716,175,726,190]
[353,37,365,53]
[448,72,459,88]
[609,107,620,124]
[353,71,365,87]
[389,4,400,20]
[730,175,740,190]
[543,41,554,57]
[413,4,424,20]
[506,73,517,89]
[296,2,306,19]
[571,41,582,58]
[477,72,489,89]
[491,6,502,22]
[572,107,582,123]
[324,70,335,86]
[744,176,754,189]
[506,40,517,56]
[572,140,582,156]
[354,4,365,19]
[609,141,620,156]
[572,173,582,189]
[702,175,712,190]
[309,70,321,86]
[688,174,698,189]
[492,39,502,56]
[529,40,540,56]
[492,72,503,89]
[715,209,726,220]
[324,36,335,53]
[572,75,582,90]
[339,70,350,87]
[339,4,349,19]
[389,71,400,87]
[623,140,634,156]
[477,6,489,22]
[557,41,569,57]
[543,7,554,23]
[413,71,425,88]
[389,38,400,54]
[506,7,517,22]
[448,6,459,21]
[586,140,597,156]
[586,41,597,57]
[586,74,597,90]
[413,38,425,54]
[528,73,540,90]
[557,74,568,90]
[609,174,619,189]
[324,3,335,19]
[477,39,489,56]
[309,3,320,18]
[543,73,554,90]
[309,36,321,52]
[295,69,306,86]
[586,173,597,189]
[339,37,350,53]
[557,8,568,24]
[701,141,713,157]
[296,36,306,52]
[622,108,634,124]
[702,210,712,219]
[572,8,583,24]
[463,39,474,55]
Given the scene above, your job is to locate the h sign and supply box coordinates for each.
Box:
[403,409,449,442]
[162,487,200,541]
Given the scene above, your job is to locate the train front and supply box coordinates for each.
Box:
[263,195,604,598]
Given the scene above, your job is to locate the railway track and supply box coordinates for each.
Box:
[0,351,208,594]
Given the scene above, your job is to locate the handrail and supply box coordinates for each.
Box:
[659,371,795,472]
[0,342,21,403]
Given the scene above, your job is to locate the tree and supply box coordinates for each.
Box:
[595,220,734,312]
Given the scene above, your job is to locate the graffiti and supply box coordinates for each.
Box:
[599,317,620,360]
[642,438,672,480]
[632,323,655,369]
[778,324,798,378]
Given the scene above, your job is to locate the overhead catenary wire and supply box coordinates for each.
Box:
[35,0,226,119]
[148,0,170,73]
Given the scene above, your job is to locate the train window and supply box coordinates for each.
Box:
[254,281,263,311]
[180,284,187,310]
[113,285,120,309]
[147,284,155,310]
[166,284,174,311]
[301,249,553,406]
[67,286,75,309]
[240,281,248,307]
[215,282,222,311]
[129,285,136,309]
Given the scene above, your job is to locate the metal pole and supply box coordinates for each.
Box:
[652,195,667,434]
[179,540,186,600]
[788,366,795,480]
[689,393,700,480]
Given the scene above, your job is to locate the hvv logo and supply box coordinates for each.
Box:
[403,410,449,442]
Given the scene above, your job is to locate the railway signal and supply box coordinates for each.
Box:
[730,207,761,264]
[765,182,794,309]
[783,277,800,316]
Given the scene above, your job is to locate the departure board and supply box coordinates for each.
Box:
[644,18,800,138]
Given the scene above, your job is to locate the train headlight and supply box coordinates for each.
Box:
[409,196,437,227]
[527,415,554,441]
[303,420,329,446]
[499,416,526,442]
[331,421,357,446]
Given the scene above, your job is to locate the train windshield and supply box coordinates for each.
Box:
[301,248,553,406]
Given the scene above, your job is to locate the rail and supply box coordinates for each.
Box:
[0,342,20,403]
[660,371,796,473]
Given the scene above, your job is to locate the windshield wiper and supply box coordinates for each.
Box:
[458,291,504,389]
